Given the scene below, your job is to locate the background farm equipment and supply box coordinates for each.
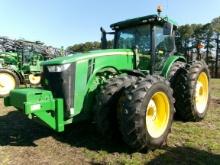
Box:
[0,37,64,97]
[4,8,210,151]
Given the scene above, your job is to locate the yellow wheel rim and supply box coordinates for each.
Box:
[0,73,16,96]
[29,74,41,85]
[195,72,209,113]
[146,92,170,138]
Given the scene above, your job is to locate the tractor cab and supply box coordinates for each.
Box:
[17,44,43,71]
[101,11,177,73]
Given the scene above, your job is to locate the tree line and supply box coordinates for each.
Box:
[176,16,220,54]
[66,41,113,54]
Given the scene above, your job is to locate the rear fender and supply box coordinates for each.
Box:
[161,56,186,78]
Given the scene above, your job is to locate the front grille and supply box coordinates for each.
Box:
[42,63,76,118]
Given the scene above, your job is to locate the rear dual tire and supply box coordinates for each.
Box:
[169,61,210,121]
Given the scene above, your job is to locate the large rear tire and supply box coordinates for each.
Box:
[94,74,138,139]
[171,61,210,121]
[0,69,20,97]
[117,76,174,150]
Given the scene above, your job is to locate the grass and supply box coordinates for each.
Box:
[0,79,220,164]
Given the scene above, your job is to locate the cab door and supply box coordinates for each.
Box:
[153,25,175,73]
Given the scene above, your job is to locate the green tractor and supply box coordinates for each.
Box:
[0,44,43,97]
[4,10,210,150]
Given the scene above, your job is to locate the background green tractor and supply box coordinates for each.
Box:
[4,9,210,151]
[0,39,63,97]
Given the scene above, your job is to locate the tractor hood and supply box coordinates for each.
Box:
[41,49,133,66]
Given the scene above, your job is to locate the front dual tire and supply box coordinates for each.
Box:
[117,76,174,150]
[95,75,174,150]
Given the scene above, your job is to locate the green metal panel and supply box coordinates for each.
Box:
[29,60,42,72]
[6,88,54,109]
[31,99,64,132]
[73,50,134,116]
[161,55,186,78]
[74,60,89,116]
[138,55,151,72]
[22,62,42,73]
[24,100,55,115]
[0,52,18,66]
[4,88,64,132]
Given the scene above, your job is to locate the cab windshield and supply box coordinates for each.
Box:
[115,24,175,56]
[115,25,151,54]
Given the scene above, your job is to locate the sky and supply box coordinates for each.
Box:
[0,0,219,48]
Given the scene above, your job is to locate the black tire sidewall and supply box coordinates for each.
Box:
[95,74,138,138]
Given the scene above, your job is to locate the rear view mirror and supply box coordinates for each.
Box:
[100,27,115,49]
[100,27,107,49]
[163,22,173,35]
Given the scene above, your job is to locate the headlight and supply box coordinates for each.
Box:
[47,63,71,72]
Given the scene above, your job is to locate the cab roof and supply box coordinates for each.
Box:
[110,14,178,30]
